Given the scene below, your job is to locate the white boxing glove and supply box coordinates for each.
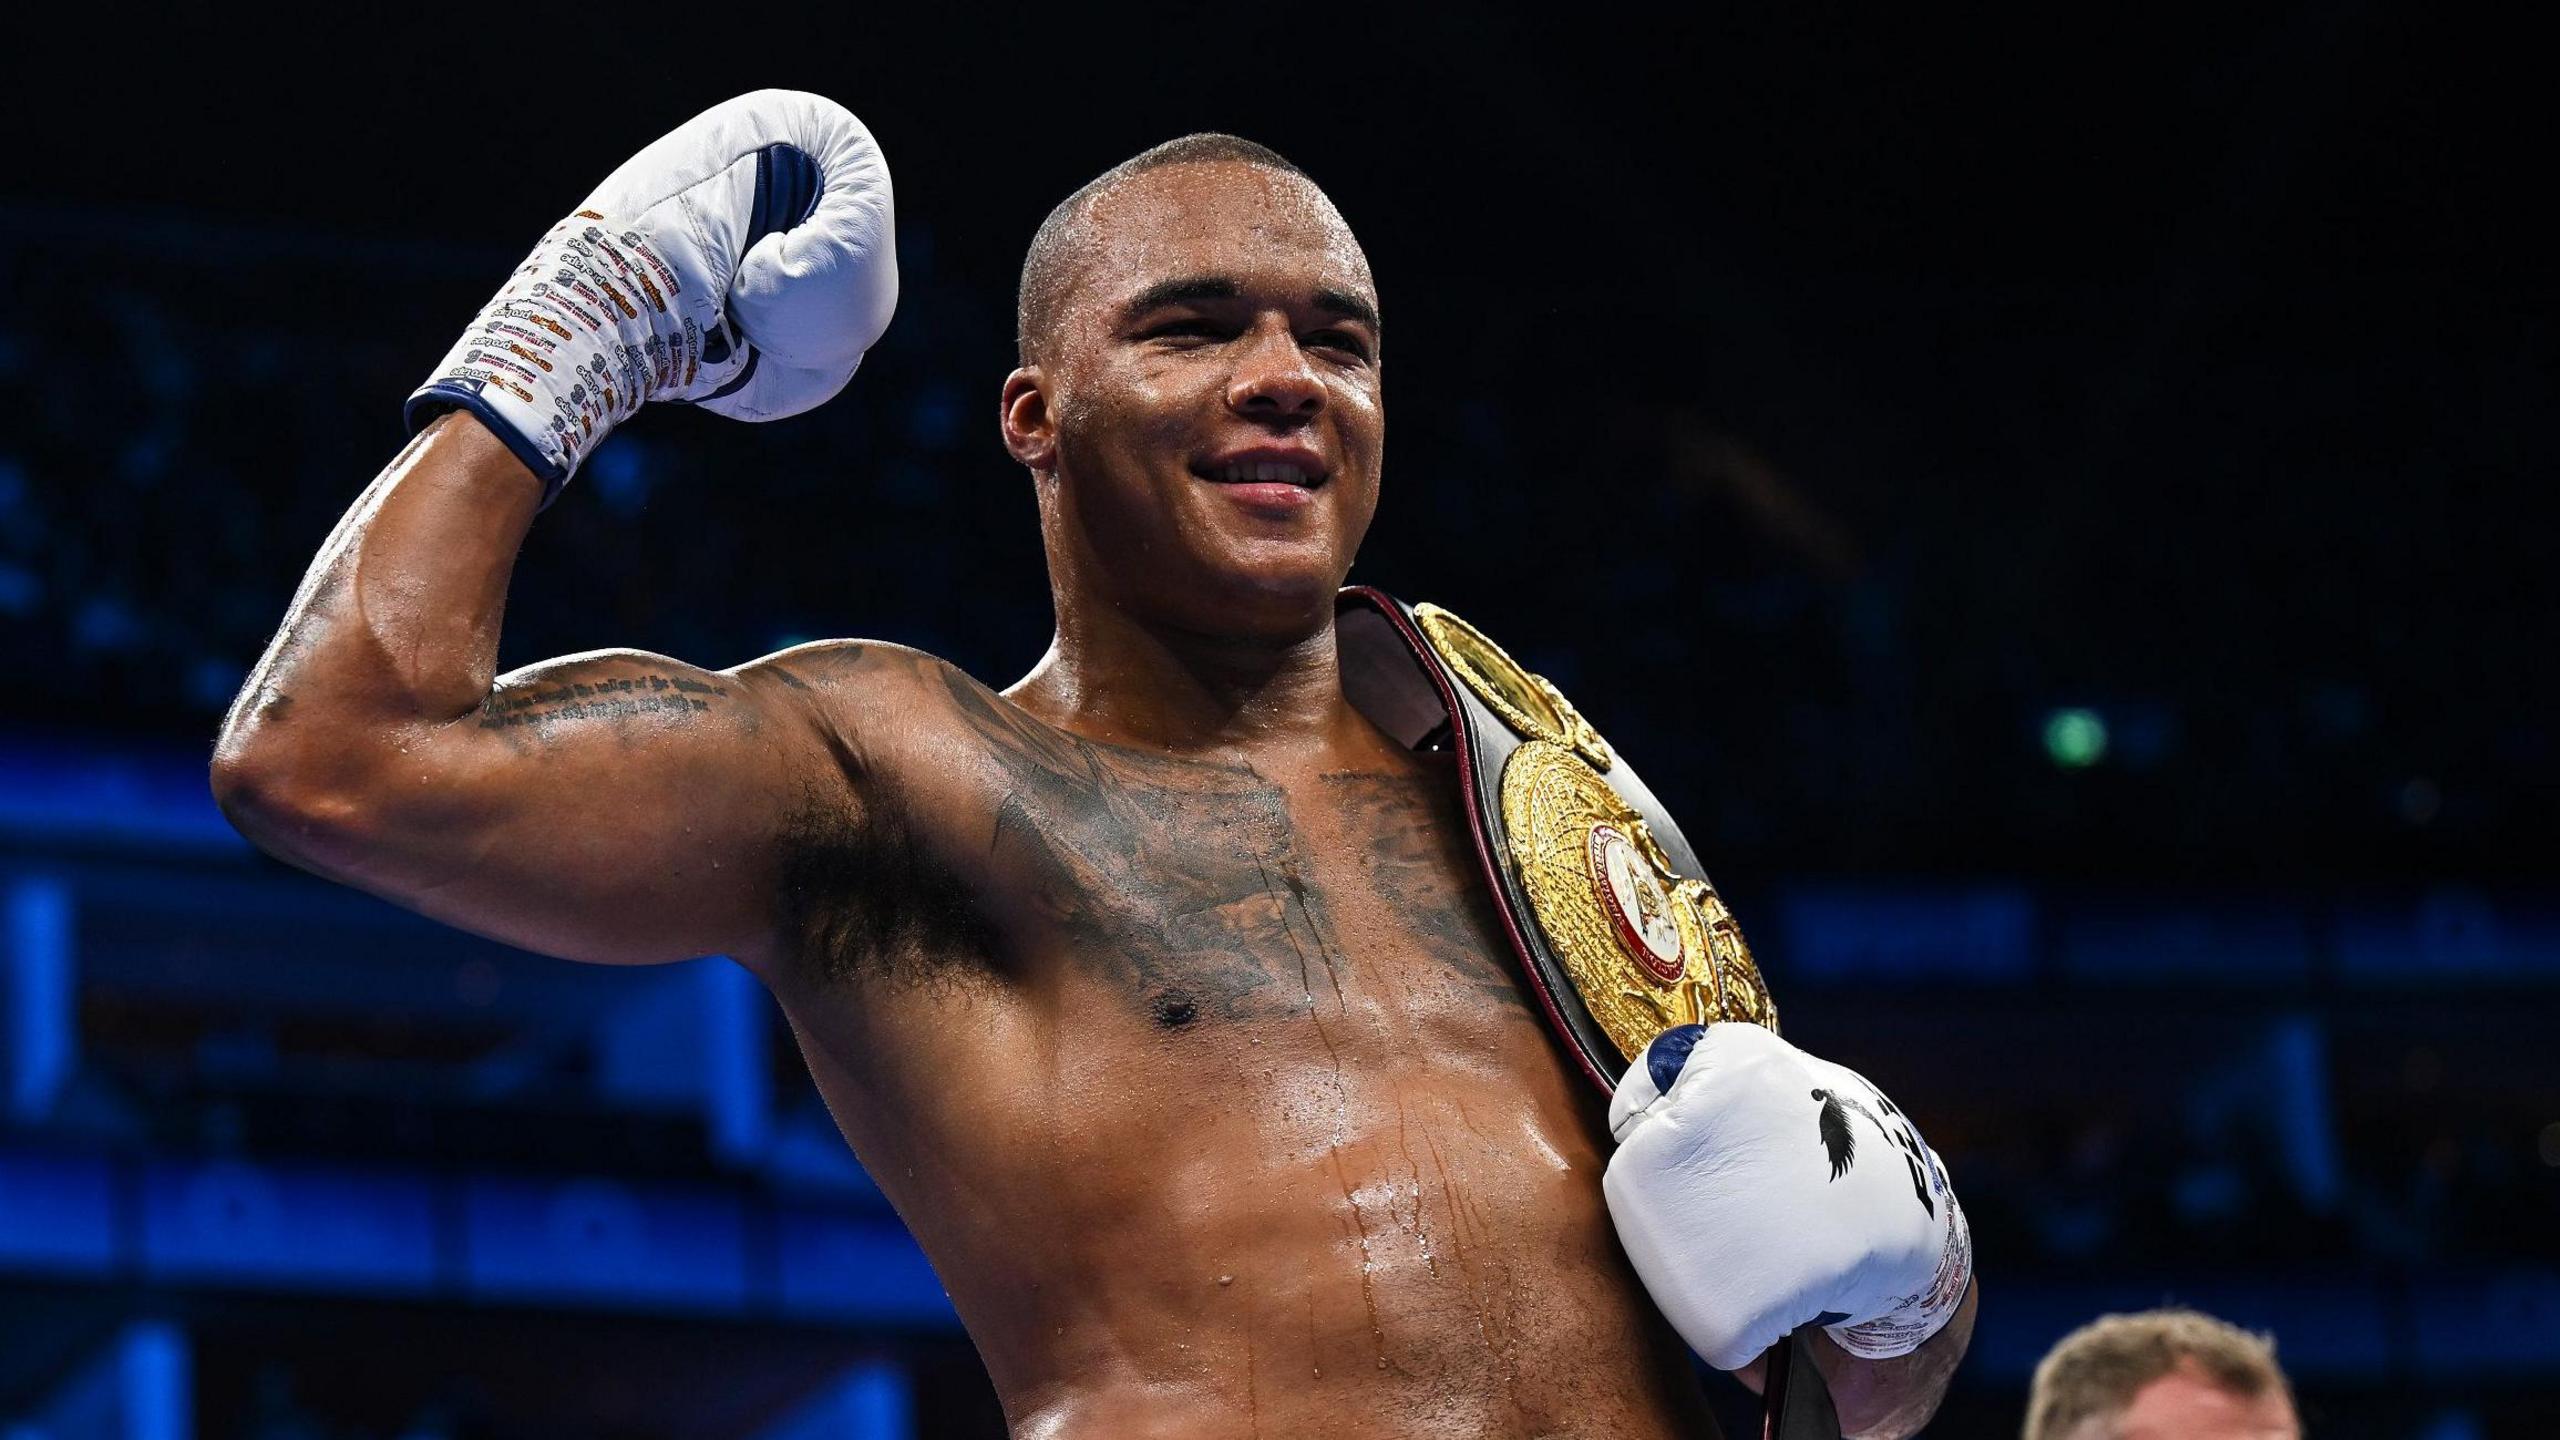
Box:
[1603,1022,1973,1372]
[407,89,898,502]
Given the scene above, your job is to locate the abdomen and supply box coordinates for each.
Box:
[846,998,1714,1439]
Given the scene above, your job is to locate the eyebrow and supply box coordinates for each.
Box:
[1118,275,1382,334]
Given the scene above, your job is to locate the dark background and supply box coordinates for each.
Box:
[1,7,2552,1438]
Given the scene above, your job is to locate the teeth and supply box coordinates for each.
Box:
[1219,460,1314,484]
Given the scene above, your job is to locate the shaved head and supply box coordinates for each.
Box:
[1016,134,1316,363]
[993,131,1384,643]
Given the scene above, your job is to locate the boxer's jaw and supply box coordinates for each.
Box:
[1022,160,1383,645]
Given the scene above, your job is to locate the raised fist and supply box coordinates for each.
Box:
[407,90,897,502]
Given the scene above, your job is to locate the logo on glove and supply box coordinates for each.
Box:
[1811,1084,1937,1217]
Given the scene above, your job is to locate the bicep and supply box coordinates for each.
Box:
[350,648,855,967]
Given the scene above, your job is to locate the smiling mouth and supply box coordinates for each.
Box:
[1199,459,1327,488]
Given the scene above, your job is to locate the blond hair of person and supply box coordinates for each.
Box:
[2024,1307,2293,1439]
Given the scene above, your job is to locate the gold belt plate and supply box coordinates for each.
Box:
[1499,739,1778,1061]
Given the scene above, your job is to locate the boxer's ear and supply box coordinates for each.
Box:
[999,367,1057,476]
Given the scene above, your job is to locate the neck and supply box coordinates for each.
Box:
[1007,591,1359,757]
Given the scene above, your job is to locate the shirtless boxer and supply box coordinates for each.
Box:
[212,93,1974,1438]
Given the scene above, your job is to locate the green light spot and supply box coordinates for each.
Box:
[2044,708,2108,768]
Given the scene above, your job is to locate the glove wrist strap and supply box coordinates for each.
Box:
[1828,1191,1974,1360]
[405,213,719,505]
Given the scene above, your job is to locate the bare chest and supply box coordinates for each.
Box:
[769,709,1691,1434]
[960,732,1530,1040]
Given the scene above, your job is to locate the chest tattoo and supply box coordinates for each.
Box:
[937,669,1528,1023]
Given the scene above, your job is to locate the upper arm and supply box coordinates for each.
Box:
[307,641,902,969]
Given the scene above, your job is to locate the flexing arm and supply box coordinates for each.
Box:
[213,90,898,968]
[211,414,844,966]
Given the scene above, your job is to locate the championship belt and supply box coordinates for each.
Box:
[1342,588,1838,1440]
[1338,587,1779,1093]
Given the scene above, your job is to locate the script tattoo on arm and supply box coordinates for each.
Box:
[476,669,731,733]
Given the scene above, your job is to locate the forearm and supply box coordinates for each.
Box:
[214,412,539,821]
[1739,1281,1978,1440]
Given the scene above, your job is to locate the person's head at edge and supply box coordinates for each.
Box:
[2024,1307,2301,1440]
[999,136,1384,655]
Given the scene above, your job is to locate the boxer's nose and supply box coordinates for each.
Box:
[1225,318,1325,424]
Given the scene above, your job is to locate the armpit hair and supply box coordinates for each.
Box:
[776,776,1002,988]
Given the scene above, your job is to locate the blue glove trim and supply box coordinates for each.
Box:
[689,144,818,409]
[656,145,821,411]
[699,346,762,403]
[1644,1023,1707,1096]
[750,142,824,241]
[404,384,572,509]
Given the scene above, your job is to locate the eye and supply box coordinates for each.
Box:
[1308,329,1374,362]
[1142,318,1228,344]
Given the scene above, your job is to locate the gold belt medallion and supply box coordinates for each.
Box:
[1413,601,1776,1062]
[1498,740,1778,1061]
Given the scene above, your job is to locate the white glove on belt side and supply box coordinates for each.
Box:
[1603,1022,1974,1371]
[406,89,897,503]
